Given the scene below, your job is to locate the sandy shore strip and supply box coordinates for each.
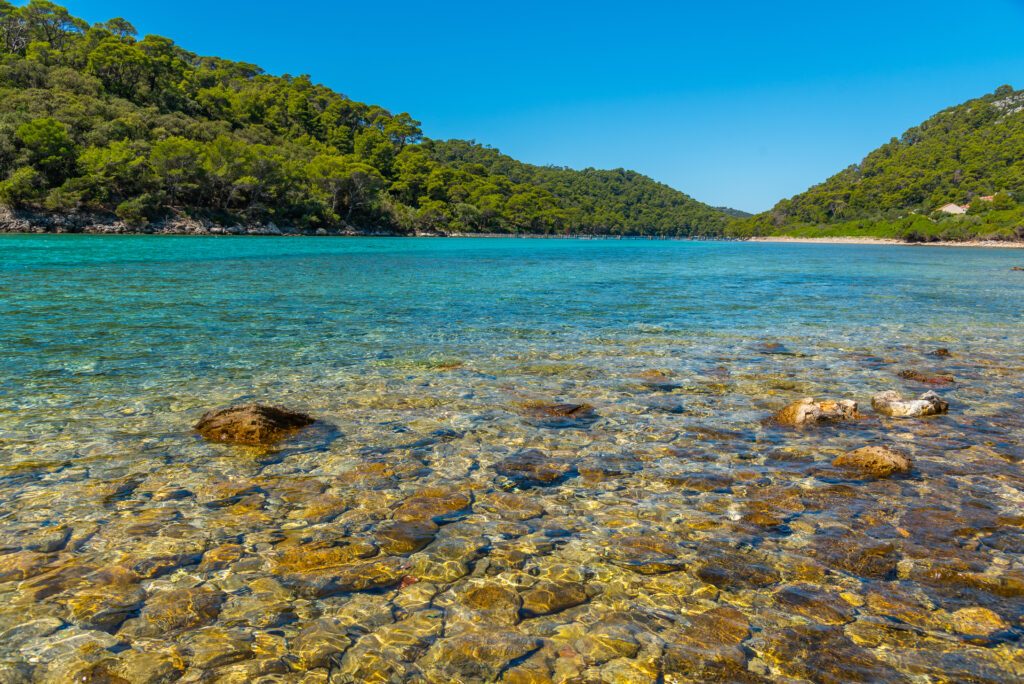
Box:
[749,236,1024,248]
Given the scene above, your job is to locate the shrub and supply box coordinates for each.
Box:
[0,167,43,207]
[115,195,156,227]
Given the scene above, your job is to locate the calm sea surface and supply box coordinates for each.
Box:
[1,236,1022,681]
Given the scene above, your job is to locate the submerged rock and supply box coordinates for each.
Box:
[112,649,185,684]
[633,369,681,391]
[607,535,687,574]
[462,582,522,626]
[194,403,314,445]
[773,398,858,427]
[293,618,352,669]
[758,341,797,356]
[696,548,781,590]
[662,606,756,682]
[575,622,641,665]
[121,586,224,637]
[375,520,438,554]
[774,584,854,625]
[493,449,574,488]
[0,551,53,582]
[947,606,1010,640]
[330,557,408,595]
[393,487,472,523]
[516,401,597,428]
[687,605,751,645]
[65,568,145,632]
[272,539,378,576]
[811,528,899,579]
[872,390,948,418]
[520,580,588,617]
[476,491,545,520]
[833,445,913,478]
[421,631,543,682]
[752,624,903,682]
[665,472,734,492]
[898,369,955,385]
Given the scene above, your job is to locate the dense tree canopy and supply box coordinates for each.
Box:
[729,86,1024,241]
[0,1,728,235]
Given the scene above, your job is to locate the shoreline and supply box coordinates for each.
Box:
[2,211,1024,248]
[4,228,1024,248]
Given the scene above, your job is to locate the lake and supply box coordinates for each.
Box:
[1,235,1022,681]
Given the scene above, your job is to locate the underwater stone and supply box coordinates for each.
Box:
[462,582,522,626]
[375,520,438,555]
[421,631,543,682]
[774,584,854,625]
[947,606,1010,640]
[194,403,314,445]
[494,449,574,489]
[833,445,913,478]
[897,369,955,385]
[516,401,598,428]
[520,580,588,618]
[120,586,224,637]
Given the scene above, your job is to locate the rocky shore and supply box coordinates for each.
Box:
[0,209,413,237]
[7,209,1024,246]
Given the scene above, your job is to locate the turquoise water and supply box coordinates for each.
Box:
[1,236,1022,681]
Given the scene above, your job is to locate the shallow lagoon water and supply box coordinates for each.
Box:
[0,235,1022,682]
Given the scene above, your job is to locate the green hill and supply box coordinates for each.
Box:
[729,86,1024,241]
[0,1,728,236]
[423,140,728,236]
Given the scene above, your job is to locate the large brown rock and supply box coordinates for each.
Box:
[773,398,858,427]
[194,404,314,445]
[833,445,913,478]
[871,390,948,418]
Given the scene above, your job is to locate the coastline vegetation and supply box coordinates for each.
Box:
[0,1,728,236]
[727,86,1024,242]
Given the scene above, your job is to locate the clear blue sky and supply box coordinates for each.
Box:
[47,1,1024,212]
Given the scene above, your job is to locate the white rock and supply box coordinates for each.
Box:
[871,390,948,418]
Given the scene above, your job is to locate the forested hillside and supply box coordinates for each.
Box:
[729,86,1024,241]
[0,1,728,235]
[424,140,728,236]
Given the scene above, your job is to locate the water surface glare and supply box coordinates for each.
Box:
[1,236,1022,682]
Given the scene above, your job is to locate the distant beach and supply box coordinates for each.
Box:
[749,235,1024,248]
